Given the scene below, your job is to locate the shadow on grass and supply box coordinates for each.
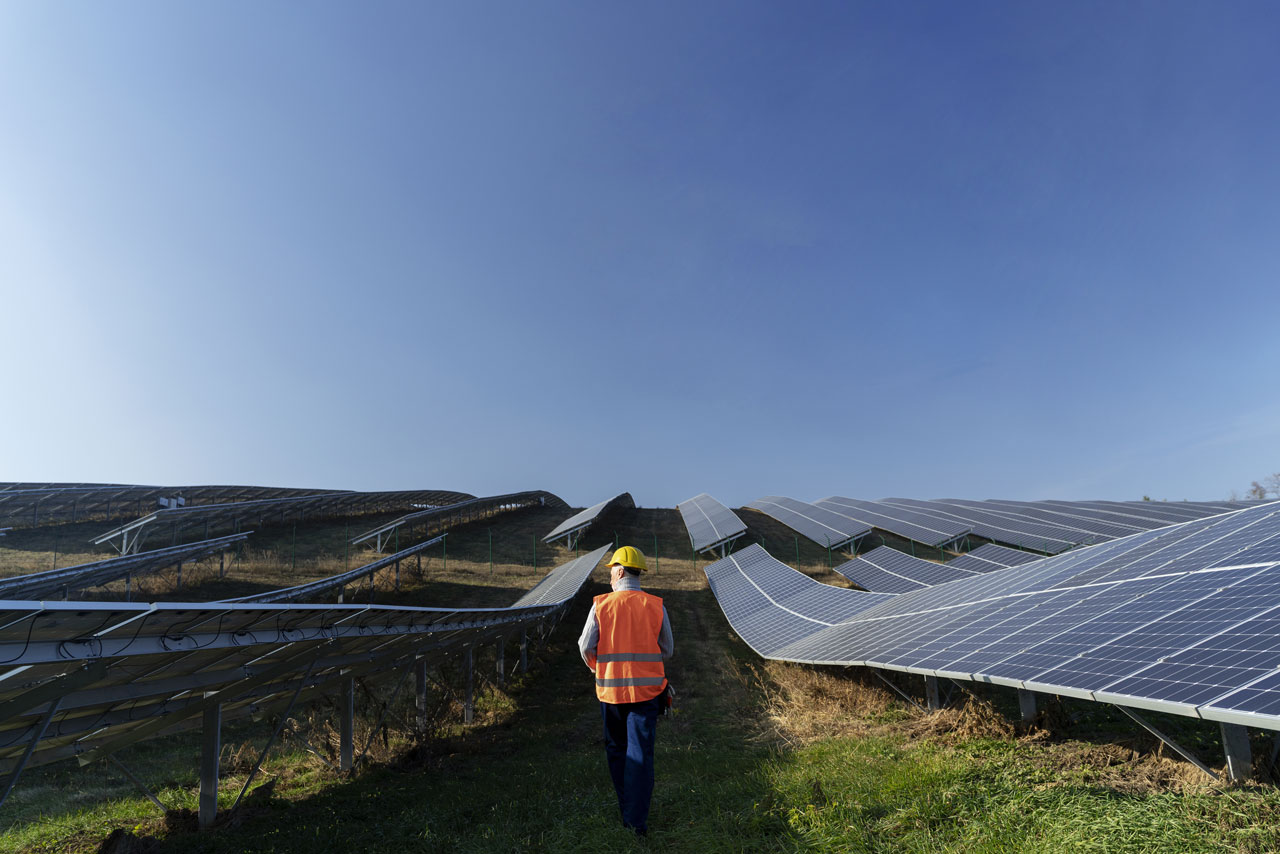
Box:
[126,583,800,854]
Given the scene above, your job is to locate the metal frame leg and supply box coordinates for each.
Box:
[464,647,474,725]
[1222,723,1253,782]
[340,678,354,772]
[924,675,941,711]
[495,638,505,688]
[416,659,428,731]
[199,703,222,829]
[1017,689,1037,722]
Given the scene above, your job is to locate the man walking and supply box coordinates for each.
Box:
[578,546,674,836]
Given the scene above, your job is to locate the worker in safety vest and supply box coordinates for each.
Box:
[578,545,674,836]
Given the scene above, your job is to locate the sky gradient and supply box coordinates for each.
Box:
[2,2,1278,508]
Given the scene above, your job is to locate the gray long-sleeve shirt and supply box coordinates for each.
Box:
[578,575,673,670]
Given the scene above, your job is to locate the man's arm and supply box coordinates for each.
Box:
[578,606,599,669]
[658,607,673,660]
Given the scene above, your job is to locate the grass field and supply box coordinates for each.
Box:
[3,506,1280,853]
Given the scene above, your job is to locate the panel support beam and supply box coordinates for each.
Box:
[495,638,505,688]
[1221,722,1253,783]
[1017,689,1037,722]
[464,647,475,724]
[924,675,941,711]
[339,677,355,772]
[415,659,428,731]
[1112,705,1218,781]
[871,670,925,712]
[199,702,221,829]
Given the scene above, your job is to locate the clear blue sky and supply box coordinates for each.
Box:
[3,2,1278,508]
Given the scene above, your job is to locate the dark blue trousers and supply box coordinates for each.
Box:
[600,697,660,832]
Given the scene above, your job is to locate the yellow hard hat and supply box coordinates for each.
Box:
[606,545,647,572]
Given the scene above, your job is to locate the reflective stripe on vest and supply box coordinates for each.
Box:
[593,590,666,704]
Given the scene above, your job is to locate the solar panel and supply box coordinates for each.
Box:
[703,500,1280,732]
[543,492,635,548]
[815,497,970,548]
[1015,501,1170,531]
[511,545,611,607]
[745,497,871,550]
[882,498,1078,553]
[951,499,1146,540]
[934,499,1120,542]
[0,546,602,786]
[677,493,748,555]
[834,546,977,594]
[0,534,250,600]
[944,543,1042,572]
[222,535,448,604]
[0,484,475,531]
[351,491,566,552]
[703,544,891,659]
[90,488,481,555]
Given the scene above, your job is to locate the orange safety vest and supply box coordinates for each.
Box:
[592,590,667,704]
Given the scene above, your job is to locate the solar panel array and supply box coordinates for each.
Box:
[703,544,893,657]
[705,501,1280,732]
[352,491,567,552]
[677,493,748,555]
[543,492,635,548]
[0,484,475,530]
[816,497,971,548]
[945,543,1041,572]
[745,497,871,550]
[878,498,1259,555]
[0,545,609,779]
[0,534,251,600]
[221,535,448,604]
[834,546,978,594]
[90,488,482,554]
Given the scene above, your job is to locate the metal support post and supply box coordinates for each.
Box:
[924,675,941,710]
[1113,705,1219,780]
[176,561,183,590]
[416,659,428,731]
[199,702,222,829]
[496,638,505,688]
[0,698,62,811]
[1017,689,1037,722]
[1222,723,1253,782]
[520,630,529,673]
[464,647,475,724]
[219,551,225,579]
[340,677,355,772]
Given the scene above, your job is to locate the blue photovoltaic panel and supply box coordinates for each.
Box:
[1019,501,1171,531]
[703,544,890,658]
[961,499,1149,540]
[834,546,977,594]
[543,492,634,544]
[881,498,1077,554]
[936,499,1119,543]
[815,497,970,548]
[702,500,1280,730]
[1055,500,1208,525]
[677,493,748,554]
[745,497,871,549]
[944,543,1041,573]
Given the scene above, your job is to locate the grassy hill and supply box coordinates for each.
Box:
[4,506,1280,853]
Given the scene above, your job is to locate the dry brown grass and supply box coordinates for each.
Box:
[754,659,1230,795]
